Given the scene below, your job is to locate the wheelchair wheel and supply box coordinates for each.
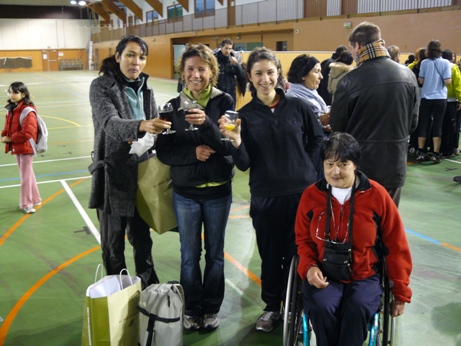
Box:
[368,275,395,346]
[283,255,308,346]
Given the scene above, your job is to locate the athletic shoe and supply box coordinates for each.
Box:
[453,176,461,183]
[183,315,202,330]
[454,148,460,156]
[416,153,428,161]
[255,311,281,333]
[23,206,36,214]
[431,153,442,164]
[34,201,42,207]
[202,314,219,330]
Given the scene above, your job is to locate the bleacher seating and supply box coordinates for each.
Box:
[59,58,84,70]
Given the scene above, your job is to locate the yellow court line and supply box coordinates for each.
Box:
[0,179,86,247]
[41,115,81,127]
[0,245,100,346]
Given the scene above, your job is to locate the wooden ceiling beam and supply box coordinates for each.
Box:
[118,0,143,20]
[87,3,110,22]
[100,0,127,24]
[176,0,189,12]
[144,0,163,17]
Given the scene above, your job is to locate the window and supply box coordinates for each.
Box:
[128,15,134,26]
[146,10,159,22]
[167,4,183,21]
[195,0,215,17]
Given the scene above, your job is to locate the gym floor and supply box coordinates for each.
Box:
[0,71,460,346]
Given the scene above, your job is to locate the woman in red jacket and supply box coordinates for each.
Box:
[295,132,412,346]
[1,82,41,214]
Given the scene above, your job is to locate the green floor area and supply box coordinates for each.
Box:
[1,71,461,345]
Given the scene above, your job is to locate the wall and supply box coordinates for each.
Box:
[0,49,87,73]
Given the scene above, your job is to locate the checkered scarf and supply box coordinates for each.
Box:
[356,40,390,66]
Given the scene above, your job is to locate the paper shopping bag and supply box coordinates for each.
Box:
[82,272,142,346]
[136,155,178,234]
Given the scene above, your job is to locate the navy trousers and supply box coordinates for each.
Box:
[302,274,382,346]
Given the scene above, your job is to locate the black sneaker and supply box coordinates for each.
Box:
[431,153,442,164]
[255,311,281,333]
[416,153,428,161]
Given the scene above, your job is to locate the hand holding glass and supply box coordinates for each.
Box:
[158,103,175,135]
[222,111,239,141]
[184,100,200,131]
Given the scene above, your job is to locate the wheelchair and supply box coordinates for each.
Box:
[283,255,395,346]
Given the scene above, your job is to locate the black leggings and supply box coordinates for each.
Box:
[417,98,447,138]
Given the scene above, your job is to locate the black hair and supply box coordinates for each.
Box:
[221,38,233,47]
[442,49,453,62]
[321,132,361,166]
[287,54,319,84]
[6,81,34,106]
[246,47,285,94]
[98,35,149,83]
[332,45,348,60]
[336,50,353,65]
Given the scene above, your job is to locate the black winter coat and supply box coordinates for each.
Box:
[330,57,419,189]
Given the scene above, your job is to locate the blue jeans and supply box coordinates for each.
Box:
[173,192,232,316]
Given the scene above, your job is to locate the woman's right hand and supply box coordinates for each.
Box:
[1,136,11,143]
[307,265,329,289]
[218,115,242,148]
[139,118,170,135]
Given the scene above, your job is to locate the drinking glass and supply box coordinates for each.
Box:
[158,103,175,135]
[183,100,200,131]
[221,110,239,141]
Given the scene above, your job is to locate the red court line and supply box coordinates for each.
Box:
[0,245,100,346]
[0,179,86,247]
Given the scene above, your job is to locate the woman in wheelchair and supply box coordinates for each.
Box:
[294,132,412,346]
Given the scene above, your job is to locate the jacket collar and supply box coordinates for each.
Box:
[316,170,372,193]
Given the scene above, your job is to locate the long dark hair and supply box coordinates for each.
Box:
[6,81,34,106]
[426,40,442,60]
[99,35,149,83]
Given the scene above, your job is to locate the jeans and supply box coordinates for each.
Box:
[173,192,232,316]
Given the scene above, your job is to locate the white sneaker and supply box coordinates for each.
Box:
[23,206,36,214]
[183,315,202,330]
[202,314,219,330]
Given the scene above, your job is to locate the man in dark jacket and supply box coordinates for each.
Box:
[330,21,419,207]
[215,38,245,108]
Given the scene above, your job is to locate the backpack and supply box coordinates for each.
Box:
[137,281,184,346]
[19,106,48,155]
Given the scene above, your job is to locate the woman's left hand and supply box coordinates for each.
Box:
[185,108,207,126]
[390,299,405,317]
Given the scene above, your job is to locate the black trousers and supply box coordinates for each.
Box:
[97,207,159,289]
[250,193,301,312]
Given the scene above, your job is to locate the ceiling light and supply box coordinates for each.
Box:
[78,0,87,5]
[70,0,77,4]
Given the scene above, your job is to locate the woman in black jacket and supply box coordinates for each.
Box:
[156,43,234,331]
[219,47,323,333]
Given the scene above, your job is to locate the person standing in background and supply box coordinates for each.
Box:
[317,45,348,105]
[88,35,169,289]
[439,49,461,157]
[1,82,42,214]
[330,22,419,207]
[215,38,246,108]
[416,39,452,163]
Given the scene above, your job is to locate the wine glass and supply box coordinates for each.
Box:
[221,110,239,141]
[158,103,175,135]
[183,100,200,131]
